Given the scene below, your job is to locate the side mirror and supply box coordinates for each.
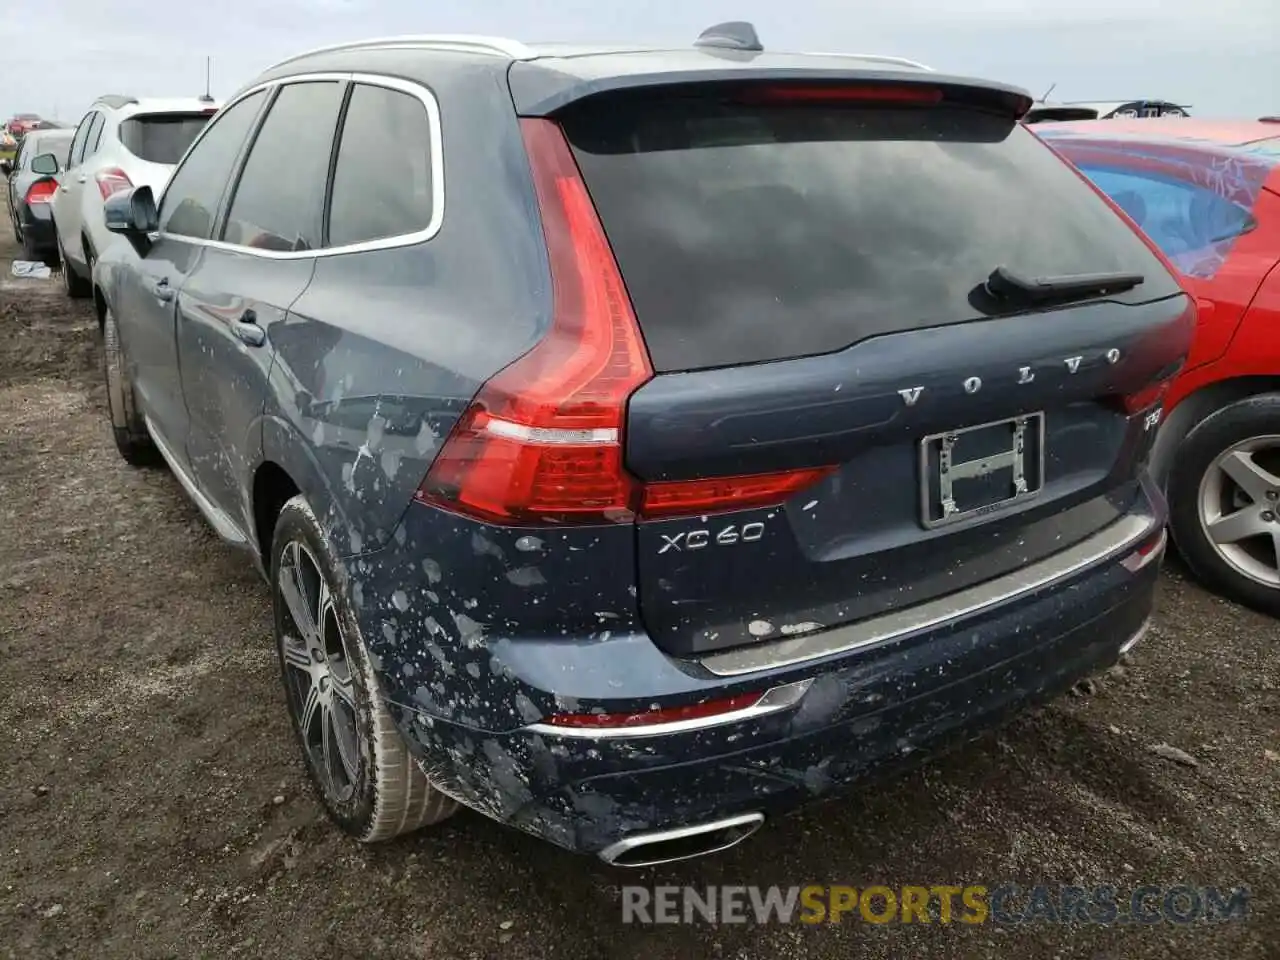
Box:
[104,185,158,254]
[30,153,58,175]
[0,159,11,176]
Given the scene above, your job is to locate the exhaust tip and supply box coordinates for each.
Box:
[599,812,765,868]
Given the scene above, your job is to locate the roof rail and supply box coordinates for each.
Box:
[96,94,139,109]
[263,34,536,72]
[804,52,934,71]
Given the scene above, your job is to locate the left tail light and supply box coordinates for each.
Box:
[24,180,57,205]
[95,167,133,200]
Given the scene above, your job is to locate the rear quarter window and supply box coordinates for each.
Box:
[562,95,1180,373]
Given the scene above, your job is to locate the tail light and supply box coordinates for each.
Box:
[24,180,57,205]
[415,118,653,526]
[95,167,133,200]
[416,118,833,526]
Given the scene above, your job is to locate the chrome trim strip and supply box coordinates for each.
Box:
[154,72,445,261]
[143,416,248,545]
[701,512,1157,677]
[599,812,764,867]
[525,679,813,739]
[263,35,537,73]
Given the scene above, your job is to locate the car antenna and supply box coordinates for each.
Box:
[199,56,215,104]
[694,21,764,52]
[1038,82,1057,104]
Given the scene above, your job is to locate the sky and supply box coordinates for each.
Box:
[1,0,1276,123]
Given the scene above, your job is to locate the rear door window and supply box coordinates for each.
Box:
[67,112,94,169]
[83,112,105,160]
[222,81,345,252]
[1067,165,1256,277]
[120,113,214,164]
[326,82,436,247]
[561,94,1177,372]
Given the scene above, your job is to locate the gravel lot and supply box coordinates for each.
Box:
[0,220,1276,959]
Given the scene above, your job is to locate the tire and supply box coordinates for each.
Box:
[271,496,457,842]
[56,225,91,298]
[102,307,158,466]
[1168,393,1280,617]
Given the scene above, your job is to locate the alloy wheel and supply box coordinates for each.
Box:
[277,540,364,802]
[1197,435,1280,588]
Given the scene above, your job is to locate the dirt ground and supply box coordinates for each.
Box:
[0,220,1276,960]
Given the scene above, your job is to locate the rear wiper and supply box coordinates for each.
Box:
[985,265,1144,304]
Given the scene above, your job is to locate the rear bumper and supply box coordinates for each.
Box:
[379,493,1167,858]
[18,204,57,255]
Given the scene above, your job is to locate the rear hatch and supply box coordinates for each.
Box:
[556,81,1191,656]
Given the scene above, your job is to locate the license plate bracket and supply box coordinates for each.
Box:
[918,412,1045,529]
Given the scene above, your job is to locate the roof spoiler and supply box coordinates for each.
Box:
[509,66,1034,120]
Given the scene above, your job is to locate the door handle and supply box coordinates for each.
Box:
[76,174,87,184]
[232,310,266,347]
[152,278,173,302]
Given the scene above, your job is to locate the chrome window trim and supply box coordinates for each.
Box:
[700,511,1159,677]
[156,71,445,259]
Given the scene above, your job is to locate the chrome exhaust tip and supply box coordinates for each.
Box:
[598,812,765,868]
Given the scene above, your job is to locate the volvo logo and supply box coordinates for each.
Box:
[896,349,1122,407]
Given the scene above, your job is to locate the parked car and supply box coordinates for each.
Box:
[1039,119,1280,615]
[2,127,74,260]
[1025,99,1191,125]
[5,113,45,137]
[92,25,1192,865]
[39,94,219,299]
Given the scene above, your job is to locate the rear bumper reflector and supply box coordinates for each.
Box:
[700,512,1160,677]
[525,678,813,739]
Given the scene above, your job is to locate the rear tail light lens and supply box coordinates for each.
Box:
[24,180,57,204]
[416,118,835,526]
[95,167,133,200]
[641,467,837,520]
[415,118,653,525]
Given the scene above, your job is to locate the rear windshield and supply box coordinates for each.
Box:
[119,113,213,164]
[561,94,1178,373]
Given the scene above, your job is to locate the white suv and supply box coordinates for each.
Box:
[44,94,220,298]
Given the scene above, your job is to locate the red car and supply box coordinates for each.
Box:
[1038,119,1280,613]
[5,113,45,137]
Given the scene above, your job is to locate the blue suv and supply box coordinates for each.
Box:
[92,24,1192,866]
